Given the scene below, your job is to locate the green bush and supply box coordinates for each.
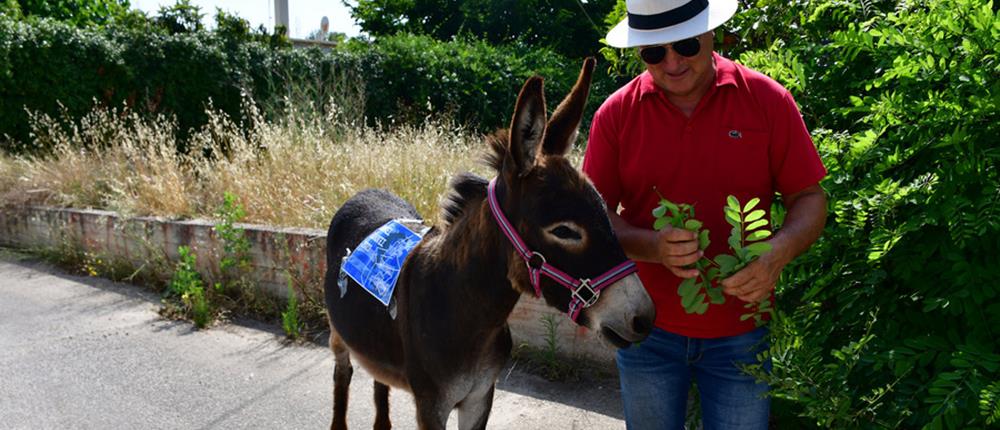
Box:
[0,18,612,153]
[721,1,999,428]
[348,0,617,59]
[345,33,618,133]
[14,0,136,28]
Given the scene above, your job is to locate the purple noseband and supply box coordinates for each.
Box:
[487,178,638,322]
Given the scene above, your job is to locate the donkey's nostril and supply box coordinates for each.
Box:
[632,315,652,336]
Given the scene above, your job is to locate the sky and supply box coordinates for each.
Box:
[131,0,362,39]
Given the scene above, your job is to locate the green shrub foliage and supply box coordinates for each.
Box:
[341,33,616,133]
[719,1,999,428]
[13,0,135,28]
[0,16,612,152]
[348,0,617,58]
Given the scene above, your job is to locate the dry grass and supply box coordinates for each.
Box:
[0,101,494,228]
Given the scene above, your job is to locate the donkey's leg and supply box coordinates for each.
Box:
[413,395,449,430]
[456,383,496,430]
[373,380,391,430]
[330,331,354,430]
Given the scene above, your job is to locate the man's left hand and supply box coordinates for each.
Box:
[720,249,785,303]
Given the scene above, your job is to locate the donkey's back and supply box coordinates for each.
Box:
[324,188,420,275]
[323,188,419,397]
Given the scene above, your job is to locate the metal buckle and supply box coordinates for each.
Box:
[526,252,546,270]
[572,279,600,308]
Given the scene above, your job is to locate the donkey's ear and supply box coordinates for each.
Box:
[542,57,595,157]
[507,76,546,178]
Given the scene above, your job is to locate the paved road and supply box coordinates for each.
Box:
[0,252,626,429]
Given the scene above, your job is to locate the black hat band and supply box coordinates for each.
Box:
[628,0,709,30]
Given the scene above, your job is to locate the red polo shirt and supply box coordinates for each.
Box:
[583,53,826,339]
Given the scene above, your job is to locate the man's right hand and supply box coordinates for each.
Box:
[608,210,702,279]
[655,225,701,279]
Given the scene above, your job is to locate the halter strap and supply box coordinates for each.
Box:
[487,178,638,322]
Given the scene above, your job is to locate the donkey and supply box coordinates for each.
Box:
[323,58,655,430]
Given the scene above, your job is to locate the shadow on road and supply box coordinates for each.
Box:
[2,253,625,421]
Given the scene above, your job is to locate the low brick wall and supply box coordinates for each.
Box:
[0,206,616,364]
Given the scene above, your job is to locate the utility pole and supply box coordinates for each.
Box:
[274,0,289,32]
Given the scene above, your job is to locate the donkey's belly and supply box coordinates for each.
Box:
[352,349,410,391]
[327,291,409,388]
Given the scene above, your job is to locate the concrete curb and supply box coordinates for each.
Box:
[0,206,616,364]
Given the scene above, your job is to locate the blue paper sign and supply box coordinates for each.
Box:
[341,220,425,306]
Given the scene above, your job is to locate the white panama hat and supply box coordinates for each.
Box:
[606,0,738,48]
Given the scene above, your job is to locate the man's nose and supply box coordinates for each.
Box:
[662,47,685,69]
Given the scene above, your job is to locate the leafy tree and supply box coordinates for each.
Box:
[13,0,137,27]
[347,0,617,58]
[153,0,203,34]
[718,1,999,428]
[1,0,21,19]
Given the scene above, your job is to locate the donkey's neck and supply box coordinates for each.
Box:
[423,190,523,328]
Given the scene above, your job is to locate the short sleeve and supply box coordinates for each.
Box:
[582,102,622,209]
[770,91,827,196]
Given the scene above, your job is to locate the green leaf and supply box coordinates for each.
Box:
[693,298,709,314]
[652,205,667,218]
[743,197,760,213]
[707,287,725,304]
[746,230,772,241]
[724,207,741,227]
[678,278,699,296]
[715,254,739,274]
[746,242,772,257]
[653,217,669,231]
[746,219,768,231]
[698,230,711,250]
[728,232,742,251]
[681,288,699,310]
[727,195,740,212]
[745,209,766,222]
[684,219,702,231]
[660,199,679,215]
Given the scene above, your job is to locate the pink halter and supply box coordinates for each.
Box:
[487,178,638,322]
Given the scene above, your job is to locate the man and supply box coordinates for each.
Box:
[583,0,828,428]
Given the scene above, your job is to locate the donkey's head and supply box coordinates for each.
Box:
[488,58,654,348]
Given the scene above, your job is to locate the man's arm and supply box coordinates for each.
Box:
[720,184,828,303]
[609,210,701,279]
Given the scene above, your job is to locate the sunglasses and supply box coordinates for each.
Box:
[639,37,701,64]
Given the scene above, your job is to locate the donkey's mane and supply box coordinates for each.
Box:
[438,130,509,227]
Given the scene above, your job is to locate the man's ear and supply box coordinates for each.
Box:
[506,76,546,178]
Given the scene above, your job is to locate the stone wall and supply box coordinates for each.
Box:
[0,206,616,364]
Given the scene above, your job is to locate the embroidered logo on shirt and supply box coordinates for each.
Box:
[728,130,743,139]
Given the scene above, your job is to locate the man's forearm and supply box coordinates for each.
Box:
[769,185,828,266]
[609,210,660,263]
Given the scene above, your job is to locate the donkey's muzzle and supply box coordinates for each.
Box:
[587,273,655,348]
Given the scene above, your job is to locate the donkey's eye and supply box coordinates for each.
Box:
[550,225,582,240]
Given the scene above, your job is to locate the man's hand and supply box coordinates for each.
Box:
[720,248,785,303]
[655,225,701,279]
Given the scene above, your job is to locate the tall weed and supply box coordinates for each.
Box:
[0,99,486,227]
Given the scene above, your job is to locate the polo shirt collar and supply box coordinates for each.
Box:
[638,52,739,100]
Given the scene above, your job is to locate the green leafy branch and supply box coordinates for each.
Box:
[652,193,774,324]
[723,196,775,326]
[214,191,251,275]
[652,189,717,315]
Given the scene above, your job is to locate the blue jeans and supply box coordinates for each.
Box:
[616,326,771,430]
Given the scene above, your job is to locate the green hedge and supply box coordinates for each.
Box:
[343,34,619,132]
[0,17,616,153]
[720,1,1000,428]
